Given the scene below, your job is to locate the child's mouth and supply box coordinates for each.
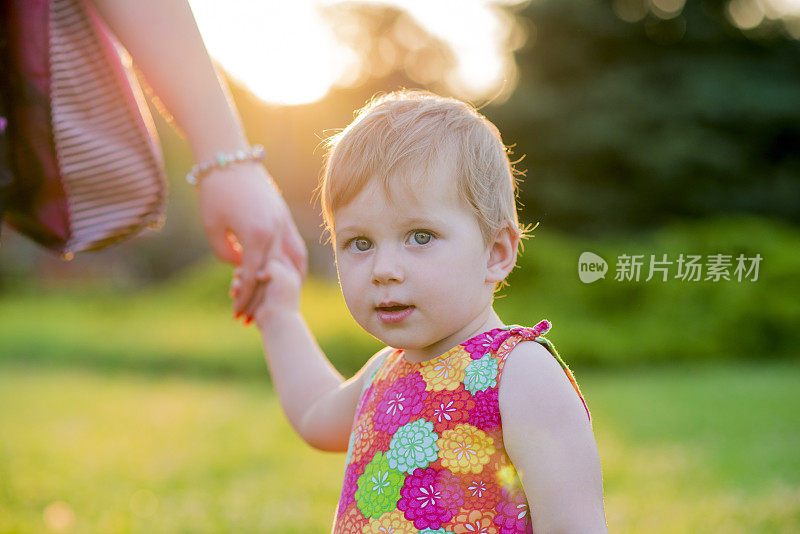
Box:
[375,304,415,324]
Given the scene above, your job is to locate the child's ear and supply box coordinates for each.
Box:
[486,223,519,284]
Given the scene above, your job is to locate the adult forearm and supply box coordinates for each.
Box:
[260,311,344,440]
[88,0,248,160]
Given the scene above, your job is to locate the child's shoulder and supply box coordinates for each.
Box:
[499,335,592,423]
[501,339,569,390]
[502,339,569,389]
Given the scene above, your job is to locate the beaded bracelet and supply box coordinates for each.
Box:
[185,145,266,185]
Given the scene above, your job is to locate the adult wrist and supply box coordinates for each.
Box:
[186,145,266,185]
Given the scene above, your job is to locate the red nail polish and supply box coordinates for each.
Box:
[234,311,242,320]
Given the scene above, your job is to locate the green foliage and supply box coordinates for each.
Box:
[0,259,380,379]
[488,0,800,234]
[4,0,796,288]
[499,215,800,366]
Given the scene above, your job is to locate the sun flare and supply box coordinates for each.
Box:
[188,0,525,106]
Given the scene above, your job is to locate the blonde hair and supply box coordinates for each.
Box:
[321,90,524,246]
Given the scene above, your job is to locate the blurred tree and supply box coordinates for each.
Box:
[488,0,800,235]
[4,0,798,286]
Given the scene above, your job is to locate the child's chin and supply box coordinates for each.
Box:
[368,329,416,350]
[379,335,435,353]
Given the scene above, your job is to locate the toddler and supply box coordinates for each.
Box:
[237,91,607,533]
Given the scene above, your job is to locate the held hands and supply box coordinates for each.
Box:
[229,258,302,329]
[195,162,307,321]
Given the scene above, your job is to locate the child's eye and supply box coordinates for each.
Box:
[408,231,433,246]
[348,237,372,252]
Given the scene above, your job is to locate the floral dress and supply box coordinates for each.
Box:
[332,320,591,534]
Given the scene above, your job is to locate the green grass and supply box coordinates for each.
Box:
[0,273,382,379]
[588,362,800,533]
[0,364,344,534]
[0,362,798,533]
[1,215,798,532]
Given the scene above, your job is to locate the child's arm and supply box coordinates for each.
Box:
[247,260,387,452]
[499,342,609,534]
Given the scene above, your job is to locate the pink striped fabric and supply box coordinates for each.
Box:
[48,0,167,255]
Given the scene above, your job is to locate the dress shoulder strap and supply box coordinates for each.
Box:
[362,347,394,390]
[494,320,592,422]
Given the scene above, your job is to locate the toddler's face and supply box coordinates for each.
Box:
[332,163,496,362]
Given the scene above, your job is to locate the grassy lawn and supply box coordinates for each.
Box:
[0,364,343,534]
[0,361,797,533]
[1,216,798,532]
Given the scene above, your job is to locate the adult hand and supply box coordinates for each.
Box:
[87,0,306,320]
[196,162,307,320]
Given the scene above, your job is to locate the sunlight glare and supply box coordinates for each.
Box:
[389,0,514,98]
[189,0,353,106]
[324,0,524,99]
[189,0,526,106]
[763,0,800,16]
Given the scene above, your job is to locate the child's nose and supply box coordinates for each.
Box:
[371,247,404,285]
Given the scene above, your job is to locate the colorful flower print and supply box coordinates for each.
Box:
[421,387,476,433]
[351,409,378,463]
[489,331,515,353]
[492,459,522,491]
[494,487,531,534]
[357,383,376,410]
[375,354,405,382]
[495,339,519,362]
[355,452,406,518]
[362,510,417,533]
[447,509,499,534]
[463,355,498,395]
[332,324,582,534]
[491,323,550,354]
[379,352,424,381]
[437,424,495,474]
[461,473,501,509]
[398,467,464,529]
[467,387,501,432]
[334,502,369,533]
[386,419,439,474]
[374,372,428,434]
[345,428,357,467]
[359,383,384,418]
[462,329,502,360]
[351,408,392,464]
[420,351,469,391]
[339,459,366,511]
[487,430,504,453]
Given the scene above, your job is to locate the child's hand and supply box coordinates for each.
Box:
[230,259,302,326]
